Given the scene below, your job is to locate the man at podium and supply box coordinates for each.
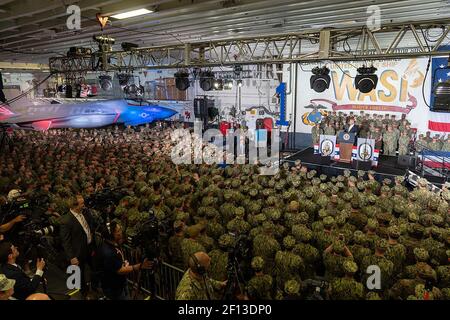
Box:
[344,117,359,135]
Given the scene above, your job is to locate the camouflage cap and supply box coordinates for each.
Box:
[251,256,265,270]
[408,212,419,223]
[353,230,366,244]
[414,247,429,262]
[395,176,405,183]
[333,240,346,254]
[409,192,418,201]
[431,214,444,226]
[357,181,366,191]
[173,220,185,230]
[337,175,345,182]
[292,225,313,242]
[331,176,337,183]
[283,235,296,249]
[294,160,301,166]
[219,234,235,248]
[376,239,388,251]
[380,185,391,194]
[382,178,392,185]
[388,225,401,238]
[343,169,351,177]
[368,170,376,177]
[319,174,327,182]
[416,262,436,281]
[417,178,428,187]
[357,170,365,178]
[367,218,379,230]
[307,170,317,179]
[319,183,328,192]
[343,260,358,274]
[323,216,335,227]
[284,280,300,295]
[446,250,450,258]
[348,176,357,183]
[366,292,381,300]
[336,182,345,190]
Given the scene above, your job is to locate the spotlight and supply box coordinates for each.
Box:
[234,65,243,76]
[117,73,131,87]
[237,79,243,87]
[214,79,223,90]
[310,66,331,93]
[174,70,190,91]
[200,71,215,91]
[433,81,450,111]
[99,75,113,91]
[355,66,378,93]
[224,79,233,90]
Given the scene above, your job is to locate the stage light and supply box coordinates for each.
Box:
[200,71,215,91]
[237,79,243,87]
[224,79,233,90]
[310,66,331,93]
[99,75,112,91]
[355,66,378,93]
[174,70,190,91]
[111,8,153,20]
[214,79,223,90]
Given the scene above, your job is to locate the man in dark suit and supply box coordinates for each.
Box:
[344,117,359,135]
[0,241,45,300]
[59,194,94,295]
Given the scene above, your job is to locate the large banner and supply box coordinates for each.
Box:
[296,58,434,134]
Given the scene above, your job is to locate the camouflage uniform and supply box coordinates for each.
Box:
[382,127,397,156]
[329,260,365,300]
[398,131,410,156]
[181,236,206,269]
[253,224,281,274]
[246,257,274,300]
[175,270,224,300]
[361,240,394,294]
[311,124,323,146]
[274,236,305,289]
[168,233,185,270]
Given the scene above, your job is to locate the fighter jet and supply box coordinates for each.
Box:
[0,99,177,130]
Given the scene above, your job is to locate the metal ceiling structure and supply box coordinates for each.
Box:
[0,0,449,64]
[47,20,450,78]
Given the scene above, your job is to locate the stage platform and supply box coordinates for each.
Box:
[282,147,447,186]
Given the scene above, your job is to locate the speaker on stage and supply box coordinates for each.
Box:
[397,155,416,168]
[352,160,372,171]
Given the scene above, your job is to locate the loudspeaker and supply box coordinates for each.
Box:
[352,160,372,171]
[397,155,416,168]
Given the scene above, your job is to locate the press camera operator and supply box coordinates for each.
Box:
[0,190,27,236]
[0,241,45,300]
[98,220,153,300]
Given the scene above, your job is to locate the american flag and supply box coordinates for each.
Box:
[428,56,450,133]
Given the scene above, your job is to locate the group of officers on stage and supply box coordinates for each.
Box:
[311,110,450,156]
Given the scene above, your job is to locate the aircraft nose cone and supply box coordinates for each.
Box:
[160,107,177,119]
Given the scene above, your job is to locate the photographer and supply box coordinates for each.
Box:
[176,251,227,300]
[0,189,27,236]
[0,241,45,300]
[99,221,153,300]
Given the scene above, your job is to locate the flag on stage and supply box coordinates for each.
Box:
[429,56,450,133]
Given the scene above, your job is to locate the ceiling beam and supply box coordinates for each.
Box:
[0,61,49,71]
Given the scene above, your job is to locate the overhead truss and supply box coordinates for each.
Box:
[49,20,450,76]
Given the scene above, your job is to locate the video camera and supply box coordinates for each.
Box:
[303,277,329,300]
[127,211,161,264]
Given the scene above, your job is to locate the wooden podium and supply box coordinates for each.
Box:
[338,132,355,163]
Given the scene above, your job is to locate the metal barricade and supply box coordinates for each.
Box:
[120,243,185,300]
